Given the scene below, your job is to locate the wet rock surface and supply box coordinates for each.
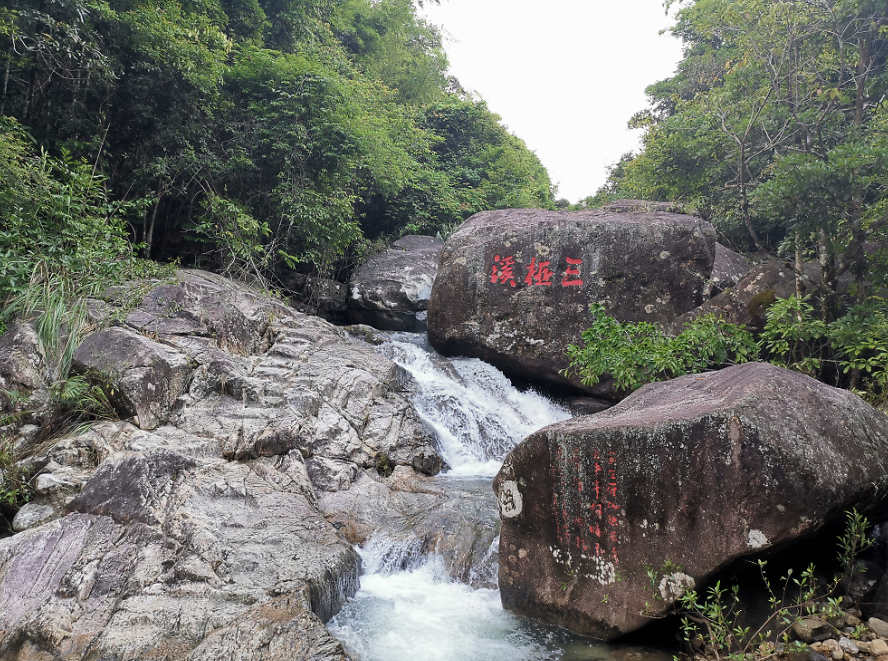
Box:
[493,363,888,640]
[320,469,500,588]
[0,269,445,660]
[427,208,715,396]
[348,235,443,332]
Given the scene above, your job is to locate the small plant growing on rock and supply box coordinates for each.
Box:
[645,510,876,661]
[375,452,393,478]
[0,436,33,533]
[565,304,758,395]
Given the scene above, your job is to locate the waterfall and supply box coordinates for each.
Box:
[331,332,671,661]
[373,332,570,475]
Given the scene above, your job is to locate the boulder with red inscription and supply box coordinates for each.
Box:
[427,208,715,396]
[493,363,888,640]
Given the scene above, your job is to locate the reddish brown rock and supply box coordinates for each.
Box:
[427,209,715,395]
[493,363,888,639]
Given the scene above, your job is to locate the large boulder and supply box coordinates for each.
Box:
[710,242,752,294]
[0,269,446,659]
[493,363,888,640]
[427,209,716,395]
[348,235,444,332]
[672,261,812,334]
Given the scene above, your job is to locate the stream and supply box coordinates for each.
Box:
[328,332,673,661]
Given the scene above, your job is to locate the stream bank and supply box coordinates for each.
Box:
[323,331,676,661]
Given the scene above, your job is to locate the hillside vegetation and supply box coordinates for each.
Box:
[573,0,888,404]
[0,0,553,301]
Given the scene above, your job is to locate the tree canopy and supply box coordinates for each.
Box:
[575,0,888,402]
[0,0,554,285]
[589,0,888,306]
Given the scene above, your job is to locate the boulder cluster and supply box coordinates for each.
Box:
[0,270,444,659]
[2,203,888,658]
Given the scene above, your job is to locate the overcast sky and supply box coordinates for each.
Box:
[419,0,685,204]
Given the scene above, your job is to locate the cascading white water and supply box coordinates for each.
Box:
[373,332,570,474]
[330,333,669,661]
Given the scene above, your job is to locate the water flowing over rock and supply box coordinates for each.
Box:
[427,208,715,397]
[0,269,444,660]
[319,331,569,588]
[493,363,888,640]
[348,235,443,332]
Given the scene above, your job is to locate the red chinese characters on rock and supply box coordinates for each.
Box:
[550,444,621,565]
[490,255,517,287]
[562,257,584,287]
[525,257,554,287]
[487,255,583,288]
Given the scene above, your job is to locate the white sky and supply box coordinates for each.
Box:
[419,0,685,204]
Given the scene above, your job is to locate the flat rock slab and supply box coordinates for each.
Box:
[493,362,888,639]
[0,451,359,660]
[348,235,443,332]
[428,209,715,395]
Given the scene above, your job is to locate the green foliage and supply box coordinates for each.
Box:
[758,296,827,376]
[565,304,758,396]
[0,437,31,520]
[0,0,553,281]
[568,296,888,404]
[0,120,140,312]
[0,120,166,372]
[605,0,888,310]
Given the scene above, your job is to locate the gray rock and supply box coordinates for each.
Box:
[710,242,752,294]
[567,397,612,417]
[11,503,56,532]
[493,362,888,640]
[0,452,360,659]
[427,208,715,397]
[124,270,287,355]
[0,270,445,659]
[673,261,816,334]
[306,457,360,492]
[320,471,499,588]
[186,593,349,661]
[282,273,349,313]
[72,326,194,430]
[348,235,444,332]
[33,472,77,495]
[0,321,47,414]
[870,618,888,638]
[839,637,859,654]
